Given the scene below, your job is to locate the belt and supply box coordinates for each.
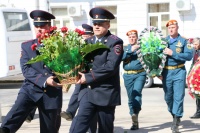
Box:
[124,69,144,74]
[164,64,184,70]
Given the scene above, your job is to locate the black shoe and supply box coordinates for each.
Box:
[0,127,10,133]
[190,113,200,119]
[60,111,73,121]
[130,124,139,130]
[130,114,139,130]
[25,115,33,123]
[172,117,181,133]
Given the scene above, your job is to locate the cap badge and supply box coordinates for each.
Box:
[95,14,99,19]
[37,17,41,21]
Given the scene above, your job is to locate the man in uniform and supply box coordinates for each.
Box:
[122,30,146,130]
[69,7,123,133]
[162,19,193,133]
[0,10,62,133]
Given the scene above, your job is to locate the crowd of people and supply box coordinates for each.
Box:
[0,6,199,133]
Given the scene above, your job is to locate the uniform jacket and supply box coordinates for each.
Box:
[79,30,124,106]
[165,34,193,66]
[20,39,62,110]
[122,44,145,75]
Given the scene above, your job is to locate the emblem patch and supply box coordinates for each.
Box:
[176,47,182,53]
[187,44,192,49]
[37,17,41,21]
[114,45,122,55]
[176,40,182,47]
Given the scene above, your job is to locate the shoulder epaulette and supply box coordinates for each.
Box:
[22,39,35,44]
[109,35,119,40]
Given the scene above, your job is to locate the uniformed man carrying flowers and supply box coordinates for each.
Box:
[161,20,193,133]
[122,30,146,130]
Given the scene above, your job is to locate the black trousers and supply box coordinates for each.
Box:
[196,98,200,114]
[1,93,60,133]
[69,91,115,133]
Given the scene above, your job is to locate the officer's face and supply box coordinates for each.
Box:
[34,24,50,36]
[168,24,179,37]
[128,34,138,45]
[93,22,110,38]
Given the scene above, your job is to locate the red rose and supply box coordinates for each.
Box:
[36,33,41,38]
[50,26,57,32]
[75,28,84,35]
[31,43,37,51]
[61,27,68,33]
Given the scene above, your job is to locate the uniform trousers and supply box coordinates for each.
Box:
[66,84,97,133]
[162,67,186,117]
[66,84,80,117]
[69,91,115,133]
[123,73,146,115]
[1,93,60,133]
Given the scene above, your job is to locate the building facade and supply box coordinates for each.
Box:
[49,0,199,44]
[1,0,199,44]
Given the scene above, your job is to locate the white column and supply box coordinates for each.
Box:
[39,0,49,11]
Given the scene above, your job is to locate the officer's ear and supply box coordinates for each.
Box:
[106,21,110,29]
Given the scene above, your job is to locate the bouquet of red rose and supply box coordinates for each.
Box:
[27,26,108,91]
[187,61,200,99]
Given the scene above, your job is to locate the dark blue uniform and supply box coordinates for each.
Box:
[162,34,193,117]
[122,44,146,115]
[69,30,123,133]
[0,10,62,133]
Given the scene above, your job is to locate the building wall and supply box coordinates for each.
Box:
[1,0,199,44]
[49,0,200,44]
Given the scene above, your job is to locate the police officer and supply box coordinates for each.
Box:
[123,30,146,130]
[60,24,97,133]
[0,10,62,133]
[69,7,123,133]
[189,37,200,119]
[161,20,193,133]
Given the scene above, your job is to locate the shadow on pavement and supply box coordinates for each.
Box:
[114,120,200,133]
[0,83,22,89]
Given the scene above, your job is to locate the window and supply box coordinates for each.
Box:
[3,12,31,31]
[148,3,169,36]
[51,8,70,27]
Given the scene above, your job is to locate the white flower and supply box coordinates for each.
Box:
[195,90,199,94]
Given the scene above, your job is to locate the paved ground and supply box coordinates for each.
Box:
[0,74,200,133]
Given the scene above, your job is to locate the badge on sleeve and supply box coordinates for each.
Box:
[114,45,122,55]
[187,43,192,49]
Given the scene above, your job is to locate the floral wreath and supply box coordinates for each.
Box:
[136,26,168,77]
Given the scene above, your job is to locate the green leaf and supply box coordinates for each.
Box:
[81,43,109,57]
[26,55,47,64]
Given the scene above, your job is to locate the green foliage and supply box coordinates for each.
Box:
[80,42,109,57]
[140,31,166,55]
[138,28,168,77]
[26,30,108,74]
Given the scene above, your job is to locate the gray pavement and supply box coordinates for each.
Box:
[0,75,200,133]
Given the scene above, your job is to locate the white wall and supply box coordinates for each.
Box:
[2,0,199,42]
